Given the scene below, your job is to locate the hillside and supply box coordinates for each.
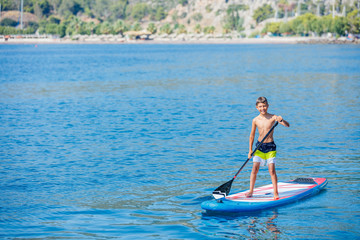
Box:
[0,0,359,37]
[158,0,359,34]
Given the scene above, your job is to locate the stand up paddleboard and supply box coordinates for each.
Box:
[201,178,327,213]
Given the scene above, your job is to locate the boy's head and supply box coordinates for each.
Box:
[256,97,268,106]
[256,97,269,115]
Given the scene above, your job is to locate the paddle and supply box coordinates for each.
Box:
[212,121,279,200]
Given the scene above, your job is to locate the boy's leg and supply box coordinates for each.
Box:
[268,163,279,200]
[246,162,260,197]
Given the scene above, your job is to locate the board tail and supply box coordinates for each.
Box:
[293,178,316,184]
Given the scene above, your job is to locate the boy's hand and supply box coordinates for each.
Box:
[276,115,290,127]
[248,152,253,159]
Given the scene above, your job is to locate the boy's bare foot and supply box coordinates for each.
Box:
[274,194,279,200]
[245,192,253,198]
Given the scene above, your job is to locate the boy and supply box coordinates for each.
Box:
[246,97,290,200]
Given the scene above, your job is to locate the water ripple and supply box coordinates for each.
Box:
[0,44,359,239]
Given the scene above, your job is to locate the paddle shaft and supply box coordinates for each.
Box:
[232,121,279,180]
[212,121,279,199]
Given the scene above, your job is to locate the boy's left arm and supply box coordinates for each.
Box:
[276,115,290,127]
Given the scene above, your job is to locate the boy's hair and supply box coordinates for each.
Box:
[256,97,268,106]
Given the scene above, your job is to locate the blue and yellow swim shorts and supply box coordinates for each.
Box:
[253,141,277,166]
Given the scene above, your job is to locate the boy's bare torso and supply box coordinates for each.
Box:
[254,114,277,143]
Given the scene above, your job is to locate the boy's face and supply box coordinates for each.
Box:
[256,102,268,115]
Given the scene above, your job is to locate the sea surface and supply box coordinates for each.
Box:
[0,43,359,239]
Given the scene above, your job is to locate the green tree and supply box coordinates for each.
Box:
[147,22,157,34]
[333,16,349,36]
[132,22,142,31]
[38,19,48,34]
[203,26,215,34]
[131,3,149,21]
[0,0,17,11]
[310,18,323,36]
[49,16,61,24]
[65,17,82,36]
[194,24,201,33]
[99,21,113,34]
[78,21,96,35]
[48,0,62,15]
[177,24,187,34]
[154,6,166,21]
[58,23,67,37]
[297,13,317,34]
[28,21,39,30]
[0,18,18,27]
[94,24,102,35]
[31,0,52,17]
[160,23,172,34]
[24,26,36,34]
[347,10,360,34]
[192,13,203,22]
[223,24,231,34]
[110,0,128,20]
[113,20,127,34]
[319,15,333,33]
[253,4,274,23]
[179,0,188,6]
[45,23,59,34]
[205,4,212,13]
[249,30,260,38]
[93,0,112,19]
[279,22,291,34]
[0,26,19,34]
[227,4,249,12]
[58,0,83,18]
[34,3,44,18]
[38,0,51,16]
[223,5,245,32]
[264,22,281,35]
[38,19,63,35]
[289,16,304,35]
[285,13,334,36]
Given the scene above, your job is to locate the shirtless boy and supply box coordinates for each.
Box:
[246,97,290,200]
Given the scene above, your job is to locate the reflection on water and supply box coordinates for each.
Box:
[201,209,282,239]
[0,44,359,239]
[248,211,281,239]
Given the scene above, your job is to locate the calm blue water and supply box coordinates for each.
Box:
[0,43,359,239]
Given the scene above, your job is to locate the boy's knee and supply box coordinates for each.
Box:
[252,165,260,174]
[268,168,276,176]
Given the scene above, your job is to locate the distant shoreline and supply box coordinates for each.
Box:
[1,36,359,45]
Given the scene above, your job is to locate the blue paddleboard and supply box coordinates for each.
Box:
[201,178,327,213]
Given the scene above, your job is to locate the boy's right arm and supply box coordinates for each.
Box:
[248,119,256,159]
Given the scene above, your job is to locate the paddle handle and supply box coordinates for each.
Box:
[232,121,279,179]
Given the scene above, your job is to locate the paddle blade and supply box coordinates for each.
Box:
[212,179,234,199]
